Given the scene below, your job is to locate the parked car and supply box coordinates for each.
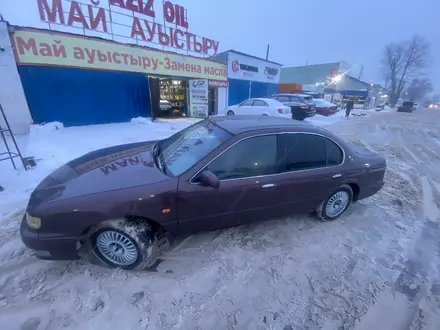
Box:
[270,93,316,120]
[312,98,338,116]
[397,101,415,113]
[160,99,173,112]
[225,98,291,118]
[21,116,386,270]
[375,104,385,111]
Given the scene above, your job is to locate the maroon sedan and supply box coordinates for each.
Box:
[313,98,338,116]
[21,116,386,270]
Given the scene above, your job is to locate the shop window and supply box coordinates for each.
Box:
[159,79,188,117]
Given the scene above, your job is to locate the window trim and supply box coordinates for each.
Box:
[189,132,346,184]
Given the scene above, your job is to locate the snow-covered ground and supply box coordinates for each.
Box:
[1,109,440,330]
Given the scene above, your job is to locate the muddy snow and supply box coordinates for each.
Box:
[1,110,440,330]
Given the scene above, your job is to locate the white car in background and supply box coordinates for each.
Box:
[225,98,291,118]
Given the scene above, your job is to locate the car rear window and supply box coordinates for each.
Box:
[403,102,414,106]
[304,96,314,104]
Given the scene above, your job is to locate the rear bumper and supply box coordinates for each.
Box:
[20,217,79,260]
[358,181,385,201]
[292,110,316,119]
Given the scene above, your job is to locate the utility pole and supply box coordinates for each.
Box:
[265,44,270,60]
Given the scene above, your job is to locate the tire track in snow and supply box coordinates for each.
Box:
[421,176,439,223]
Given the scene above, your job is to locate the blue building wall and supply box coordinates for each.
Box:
[18,66,151,127]
[228,79,279,106]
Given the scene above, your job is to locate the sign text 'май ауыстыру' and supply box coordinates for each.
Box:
[11,29,227,80]
[36,0,219,55]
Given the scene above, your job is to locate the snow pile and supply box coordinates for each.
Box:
[130,117,154,124]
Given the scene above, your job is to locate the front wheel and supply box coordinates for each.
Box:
[316,185,353,221]
[91,218,159,270]
[227,110,235,116]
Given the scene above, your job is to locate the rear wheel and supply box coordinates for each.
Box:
[91,218,159,270]
[227,110,235,116]
[316,185,353,221]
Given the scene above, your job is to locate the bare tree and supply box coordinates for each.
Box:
[405,78,433,101]
[381,35,430,107]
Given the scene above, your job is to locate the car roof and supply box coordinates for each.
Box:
[273,93,313,98]
[209,115,328,135]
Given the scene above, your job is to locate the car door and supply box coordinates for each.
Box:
[251,99,269,115]
[274,133,346,214]
[176,134,285,234]
[236,100,254,115]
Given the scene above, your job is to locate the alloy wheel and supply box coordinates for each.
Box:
[325,191,350,218]
[96,230,139,266]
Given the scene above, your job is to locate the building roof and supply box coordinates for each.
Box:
[214,50,283,66]
[280,62,342,84]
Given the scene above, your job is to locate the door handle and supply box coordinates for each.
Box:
[262,183,276,188]
[332,174,342,179]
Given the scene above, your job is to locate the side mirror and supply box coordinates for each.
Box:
[198,170,220,189]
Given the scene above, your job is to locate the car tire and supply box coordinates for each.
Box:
[316,185,353,221]
[91,218,159,270]
[227,110,235,116]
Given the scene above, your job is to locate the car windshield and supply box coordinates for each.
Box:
[403,102,413,106]
[158,119,233,176]
[313,99,326,106]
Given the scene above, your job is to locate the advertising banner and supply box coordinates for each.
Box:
[228,51,281,83]
[11,29,228,81]
[189,79,209,117]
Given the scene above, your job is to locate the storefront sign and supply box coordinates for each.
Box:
[189,79,209,117]
[228,52,281,83]
[34,0,219,56]
[11,29,228,81]
[208,80,228,88]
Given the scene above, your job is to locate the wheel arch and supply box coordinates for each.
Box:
[78,214,165,246]
[345,182,360,202]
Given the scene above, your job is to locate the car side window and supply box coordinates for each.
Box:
[240,100,254,106]
[252,100,268,106]
[206,135,278,180]
[278,96,290,102]
[325,138,343,165]
[283,134,326,171]
[290,96,300,102]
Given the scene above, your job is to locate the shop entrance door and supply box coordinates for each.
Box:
[208,88,218,115]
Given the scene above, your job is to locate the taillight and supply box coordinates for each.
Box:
[299,103,308,109]
[277,108,283,114]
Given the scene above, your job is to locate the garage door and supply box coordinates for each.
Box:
[18,66,151,126]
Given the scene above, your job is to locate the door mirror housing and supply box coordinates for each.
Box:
[198,170,220,188]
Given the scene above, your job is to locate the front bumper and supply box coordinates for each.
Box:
[20,217,79,260]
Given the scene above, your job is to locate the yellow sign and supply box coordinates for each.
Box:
[11,29,228,81]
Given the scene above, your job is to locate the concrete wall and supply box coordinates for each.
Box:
[0,21,32,134]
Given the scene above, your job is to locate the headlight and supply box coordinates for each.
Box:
[26,213,41,229]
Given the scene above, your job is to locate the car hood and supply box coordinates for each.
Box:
[228,104,240,109]
[29,140,168,206]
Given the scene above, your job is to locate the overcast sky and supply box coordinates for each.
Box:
[1,0,438,89]
[183,0,438,88]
